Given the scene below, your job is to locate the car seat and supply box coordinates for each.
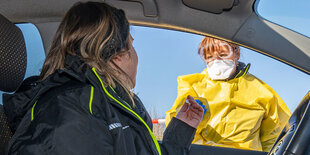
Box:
[0,13,27,154]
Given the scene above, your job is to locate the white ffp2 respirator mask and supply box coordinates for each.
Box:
[207,60,236,80]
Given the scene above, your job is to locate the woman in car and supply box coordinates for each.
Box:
[165,37,291,152]
[3,2,204,154]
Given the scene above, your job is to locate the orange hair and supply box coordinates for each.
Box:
[198,37,239,60]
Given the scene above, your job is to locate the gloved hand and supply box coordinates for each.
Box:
[194,99,207,117]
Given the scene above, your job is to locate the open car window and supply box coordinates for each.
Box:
[131,25,310,140]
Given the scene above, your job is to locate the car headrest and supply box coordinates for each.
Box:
[0,14,27,92]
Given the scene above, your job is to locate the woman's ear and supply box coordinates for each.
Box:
[109,52,130,69]
[111,54,123,64]
[111,51,129,62]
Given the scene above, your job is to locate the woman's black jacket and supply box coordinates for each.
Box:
[3,57,196,155]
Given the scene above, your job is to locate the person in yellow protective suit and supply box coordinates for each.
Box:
[165,37,291,152]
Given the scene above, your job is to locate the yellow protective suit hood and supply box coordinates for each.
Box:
[166,65,291,152]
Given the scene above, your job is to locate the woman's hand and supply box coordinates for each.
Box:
[176,95,204,128]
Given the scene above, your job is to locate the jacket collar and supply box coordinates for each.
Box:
[231,62,251,79]
[64,55,135,109]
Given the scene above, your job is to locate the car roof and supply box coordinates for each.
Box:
[0,0,309,74]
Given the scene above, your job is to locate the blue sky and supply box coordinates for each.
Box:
[256,0,310,38]
[1,0,309,118]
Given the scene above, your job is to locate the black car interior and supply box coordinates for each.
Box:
[0,0,309,154]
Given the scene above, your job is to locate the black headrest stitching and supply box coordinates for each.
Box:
[0,14,27,92]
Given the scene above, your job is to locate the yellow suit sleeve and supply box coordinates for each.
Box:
[259,86,291,152]
[165,75,201,126]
